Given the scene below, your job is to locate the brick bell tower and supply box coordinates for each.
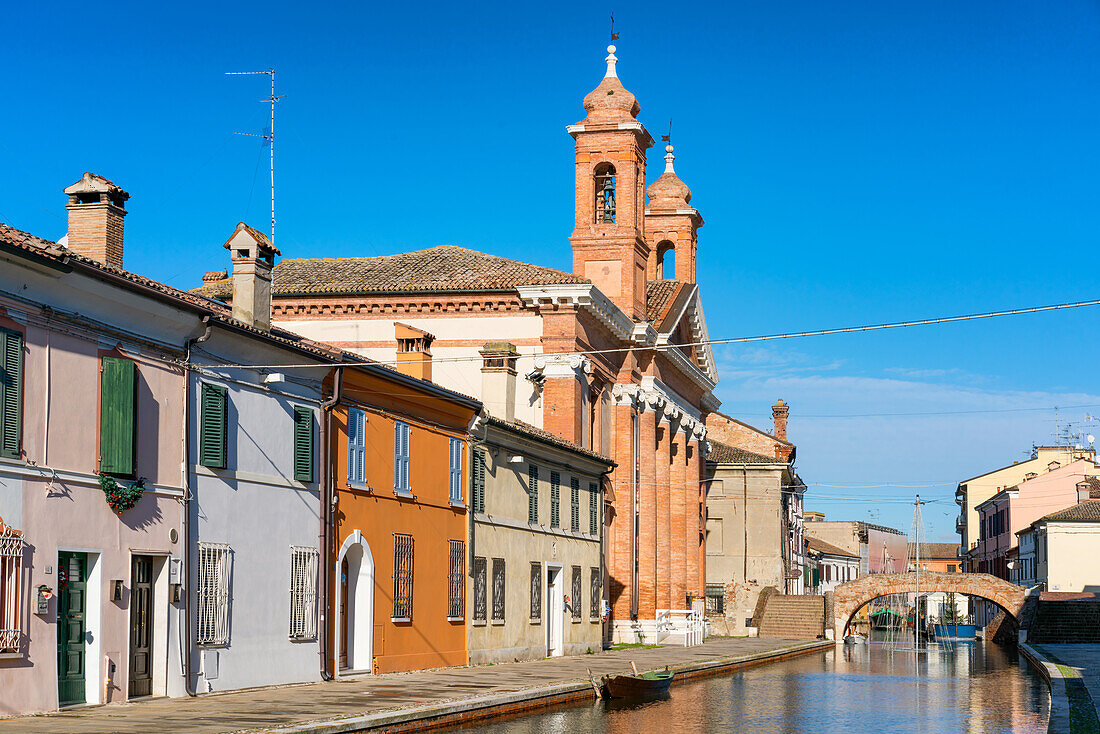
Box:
[568,44,655,322]
[645,143,703,283]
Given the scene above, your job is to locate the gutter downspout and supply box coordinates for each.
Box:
[181,316,212,697]
[598,462,615,647]
[318,366,343,681]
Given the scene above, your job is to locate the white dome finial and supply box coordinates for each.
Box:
[605,44,618,79]
[664,143,675,174]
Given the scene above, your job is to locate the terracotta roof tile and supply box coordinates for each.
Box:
[807,536,859,558]
[488,417,614,466]
[645,279,683,322]
[907,542,961,560]
[192,245,589,298]
[1042,500,1100,522]
[706,440,778,465]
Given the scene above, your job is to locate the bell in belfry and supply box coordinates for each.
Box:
[601,176,616,222]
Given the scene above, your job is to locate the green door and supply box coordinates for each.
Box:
[57,552,87,706]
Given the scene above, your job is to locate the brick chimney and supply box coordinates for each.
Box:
[224,222,279,331]
[64,173,129,268]
[395,323,435,382]
[772,399,789,442]
[480,342,518,422]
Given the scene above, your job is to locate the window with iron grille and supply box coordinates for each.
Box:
[550,471,560,528]
[394,421,411,494]
[196,542,231,646]
[527,465,538,524]
[472,557,487,622]
[448,438,463,504]
[589,567,601,619]
[289,546,319,639]
[392,533,414,619]
[0,523,25,653]
[568,478,580,531]
[492,558,506,622]
[529,562,542,621]
[0,327,25,461]
[347,407,366,485]
[293,407,314,483]
[448,540,464,619]
[472,449,486,514]
[705,584,724,615]
[589,482,599,535]
[571,566,582,620]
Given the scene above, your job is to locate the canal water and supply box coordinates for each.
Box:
[444,640,1049,733]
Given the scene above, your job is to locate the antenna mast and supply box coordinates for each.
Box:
[226,69,283,245]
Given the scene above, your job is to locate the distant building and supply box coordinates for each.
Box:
[1017,499,1100,593]
[806,537,860,595]
[804,519,907,575]
[956,446,1095,571]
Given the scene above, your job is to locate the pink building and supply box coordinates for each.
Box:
[976,459,1100,581]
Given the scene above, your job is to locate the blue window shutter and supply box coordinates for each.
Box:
[348,408,366,484]
[449,437,463,503]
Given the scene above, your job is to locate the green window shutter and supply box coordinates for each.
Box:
[472,449,486,514]
[293,406,313,482]
[99,357,135,475]
[199,383,228,469]
[0,329,23,460]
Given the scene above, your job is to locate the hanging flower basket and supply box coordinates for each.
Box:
[98,474,147,515]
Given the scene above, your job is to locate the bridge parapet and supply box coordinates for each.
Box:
[830,571,1027,640]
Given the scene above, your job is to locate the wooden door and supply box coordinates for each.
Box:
[128,555,154,698]
[339,556,349,669]
[57,552,87,706]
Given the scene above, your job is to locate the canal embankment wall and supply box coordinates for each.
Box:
[1019,642,1100,734]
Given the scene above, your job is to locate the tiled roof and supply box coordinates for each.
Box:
[907,542,960,560]
[192,245,589,298]
[806,536,859,558]
[706,440,778,465]
[1042,500,1100,522]
[1078,476,1100,498]
[645,279,682,322]
[487,417,614,466]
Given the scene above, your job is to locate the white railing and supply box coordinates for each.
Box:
[656,608,706,647]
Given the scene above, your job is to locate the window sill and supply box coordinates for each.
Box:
[347,482,372,493]
[0,651,24,660]
[491,619,506,626]
[447,616,464,623]
[391,617,412,624]
[471,619,487,627]
[393,490,415,500]
[571,618,582,624]
[449,500,466,509]
[529,618,542,625]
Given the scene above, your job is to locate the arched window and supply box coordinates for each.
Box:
[656,240,675,279]
[594,163,616,224]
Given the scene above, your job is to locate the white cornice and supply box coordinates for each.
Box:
[516,283,635,343]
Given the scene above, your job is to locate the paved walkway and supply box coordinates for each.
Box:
[0,637,826,734]
[1034,644,1100,733]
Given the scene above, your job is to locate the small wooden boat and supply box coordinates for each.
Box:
[843,633,867,645]
[601,663,674,699]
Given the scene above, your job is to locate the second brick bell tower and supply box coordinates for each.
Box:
[568,44,655,322]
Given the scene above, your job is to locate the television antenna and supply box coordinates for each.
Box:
[226,69,284,245]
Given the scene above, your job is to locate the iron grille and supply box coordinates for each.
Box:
[550,471,560,528]
[289,546,319,639]
[472,557,487,622]
[590,567,601,619]
[0,523,24,653]
[570,478,580,532]
[392,533,414,619]
[492,559,506,621]
[196,542,231,646]
[529,562,542,621]
[571,566,582,620]
[589,483,599,535]
[705,584,725,615]
[527,465,538,524]
[448,540,465,619]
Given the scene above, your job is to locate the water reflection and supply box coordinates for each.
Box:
[445,641,1048,734]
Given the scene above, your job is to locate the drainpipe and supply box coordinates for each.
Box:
[598,462,615,647]
[318,366,342,681]
[181,316,212,697]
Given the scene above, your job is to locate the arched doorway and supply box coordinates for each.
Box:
[336,530,374,674]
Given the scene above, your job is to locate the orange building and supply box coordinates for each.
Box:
[324,363,480,675]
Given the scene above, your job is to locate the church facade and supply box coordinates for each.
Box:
[196,43,721,642]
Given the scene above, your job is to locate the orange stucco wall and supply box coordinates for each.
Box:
[328,369,475,674]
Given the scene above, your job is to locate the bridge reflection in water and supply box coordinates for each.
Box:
[443,640,1049,734]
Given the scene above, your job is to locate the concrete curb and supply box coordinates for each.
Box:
[1020,643,1071,733]
[256,640,833,734]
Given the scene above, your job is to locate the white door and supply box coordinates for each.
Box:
[546,566,564,657]
[341,541,374,673]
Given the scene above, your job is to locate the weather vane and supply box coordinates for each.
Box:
[610,12,619,42]
[661,119,672,143]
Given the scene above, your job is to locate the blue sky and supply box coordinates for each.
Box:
[5,1,1100,540]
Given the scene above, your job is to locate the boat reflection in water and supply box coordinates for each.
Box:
[443,639,1048,734]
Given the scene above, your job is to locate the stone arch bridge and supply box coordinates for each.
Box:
[830,571,1027,640]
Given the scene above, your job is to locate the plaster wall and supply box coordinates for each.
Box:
[187,364,323,694]
[1042,524,1100,592]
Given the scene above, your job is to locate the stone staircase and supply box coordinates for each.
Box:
[756,594,826,639]
[1028,600,1100,643]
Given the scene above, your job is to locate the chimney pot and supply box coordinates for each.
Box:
[480,342,519,422]
[772,398,789,442]
[63,172,129,268]
[394,323,435,382]
[223,222,279,331]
